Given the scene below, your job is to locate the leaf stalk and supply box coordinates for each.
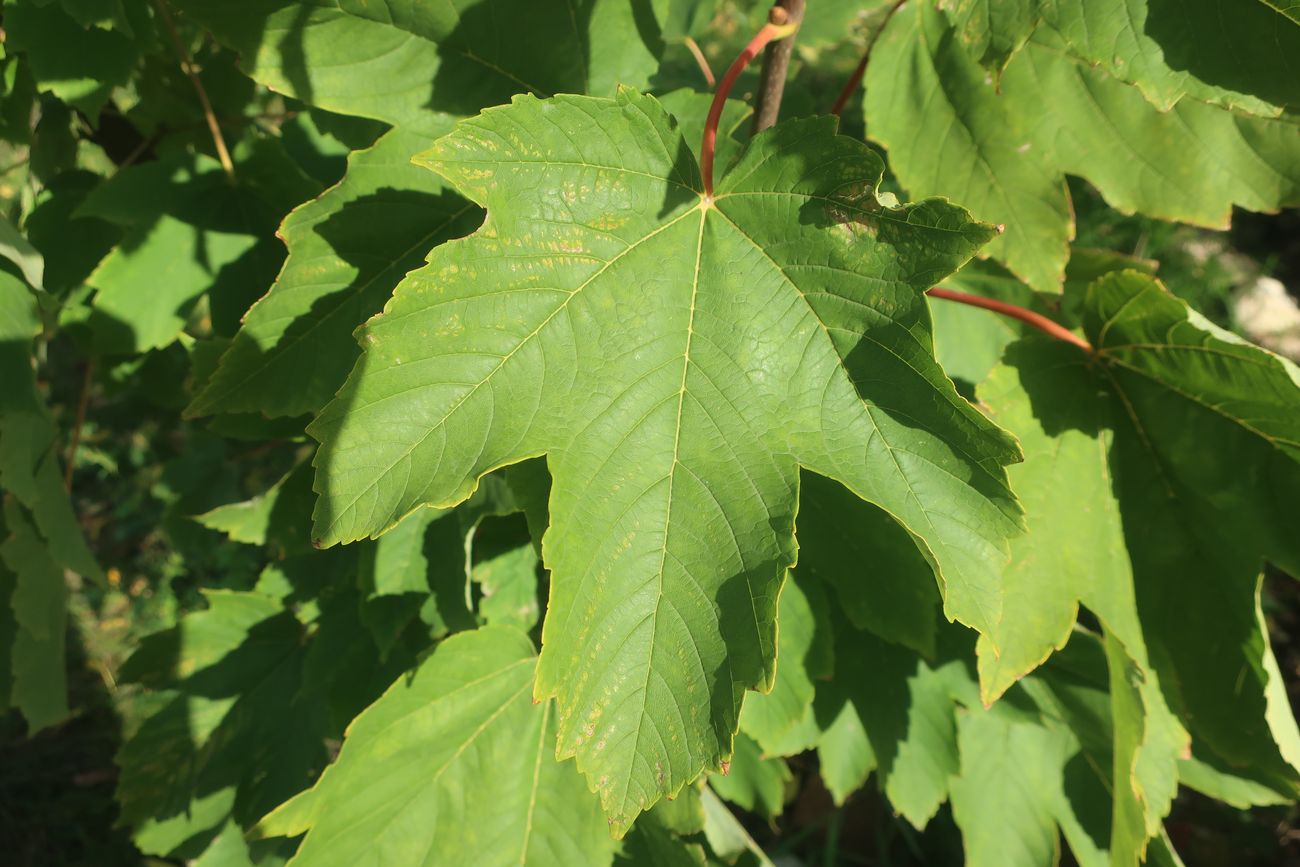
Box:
[831,0,908,117]
[155,0,236,180]
[926,286,1094,352]
[701,6,800,198]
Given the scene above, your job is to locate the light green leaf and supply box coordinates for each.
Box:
[1104,629,1185,860]
[1000,32,1300,231]
[1084,271,1300,796]
[868,3,1300,290]
[116,590,314,856]
[867,2,1070,292]
[815,682,876,806]
[174,0,665,127]
[117,585,409,859]
[1036,0,1300,114]
[0,279,101,575]
[647,784,705,836]
[193,460,315,554]
[254,626,616,867]
[974,340,1188,860]
[474,536,540,631]
[309,88,1021,830]
[0,213,44,290]
[950,707,1068,867]
[811,612,972,827]
[1178,748,1295,809]
[356,505,474,651]
[80,146,320,355]
[973,344,1131,699]
[699,785,774,866]
[939,0,1040,72]
[87,215,257,354]
[738,571,830,753]
[187,126,482,418]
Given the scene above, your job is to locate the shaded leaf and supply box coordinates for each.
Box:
[174,0,665,126]
[868,3,1300,290]
[187,125,482,418]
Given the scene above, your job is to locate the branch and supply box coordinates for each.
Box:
[831,0,907,117]
[751,0,805,133]
[64,359,95,491]
[926,287,1094,352]
[155,0,235,180]
[701,6,799,198]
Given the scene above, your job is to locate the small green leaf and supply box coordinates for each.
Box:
[193,460,315,554]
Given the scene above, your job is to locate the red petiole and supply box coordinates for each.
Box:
[701,7,800,199]
[831,0,907,118]
[926,287,1094,352]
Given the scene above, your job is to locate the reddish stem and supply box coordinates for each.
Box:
[926,287,1094,353]
[702,8,798,198]
[831,0,908,117]
[683,36,716,88]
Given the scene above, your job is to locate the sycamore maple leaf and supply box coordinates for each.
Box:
[309,87,1022,831]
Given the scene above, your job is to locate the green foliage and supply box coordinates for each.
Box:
[1,1,1300,865]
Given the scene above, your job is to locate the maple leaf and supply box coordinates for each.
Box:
[309,87,1022,831]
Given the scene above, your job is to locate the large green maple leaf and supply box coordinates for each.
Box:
[310,88,1022,830]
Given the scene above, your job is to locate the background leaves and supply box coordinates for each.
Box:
[1,1,1299,865]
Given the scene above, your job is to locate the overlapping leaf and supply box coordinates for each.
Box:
[77,142,319,354]
[1035,0,1300,114]
[116,582,415,861]
[254,626,616,867]
[174,0,666,126]
[867,2,1300,291]
[309,87,1023,830]
[1082,272,1300,795]
[973,340,1187,855]
[187,125,482,418]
